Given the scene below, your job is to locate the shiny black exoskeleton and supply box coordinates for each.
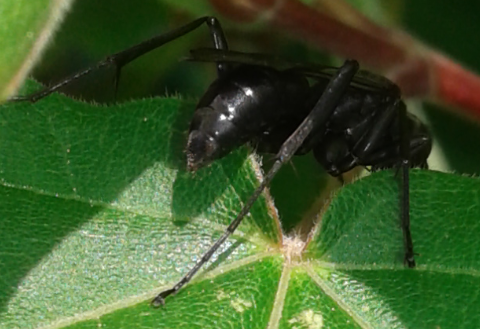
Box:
[10,17,432,307]
[187,64,311,170]
[186,55,431,175]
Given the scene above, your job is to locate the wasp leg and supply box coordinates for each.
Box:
[350,99,417,267]
[11,17,230,103]
[151,60,360,307]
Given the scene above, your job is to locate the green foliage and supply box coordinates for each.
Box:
[1,1,480,328]
[0,0,72,100]
[0,81,280,327]
[2,80,480,328]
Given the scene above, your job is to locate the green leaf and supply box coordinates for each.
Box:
[305,170,480,328]
[0,81,280,328]
[0,0,73,101]
[2,81,480,329]
[3,1,480,327]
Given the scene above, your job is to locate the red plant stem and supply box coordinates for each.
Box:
[209,0,480,119]
[432,54,480,118]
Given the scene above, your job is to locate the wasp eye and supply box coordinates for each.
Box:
[186,130,219,171]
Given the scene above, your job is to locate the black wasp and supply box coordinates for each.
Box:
[11,17,432,307]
